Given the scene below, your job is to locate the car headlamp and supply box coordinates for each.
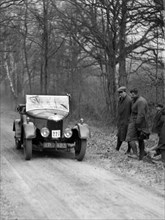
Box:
[41,127,50,137]
[26,117,30,123]
[64,128,72,138]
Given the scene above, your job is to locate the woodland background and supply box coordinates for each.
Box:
[0,0,165,123]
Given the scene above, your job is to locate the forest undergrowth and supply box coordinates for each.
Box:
[85,121,165,197]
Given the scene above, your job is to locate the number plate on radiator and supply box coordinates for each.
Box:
[52,130,61,138]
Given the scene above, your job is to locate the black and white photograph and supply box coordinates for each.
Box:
[0,0,165,219]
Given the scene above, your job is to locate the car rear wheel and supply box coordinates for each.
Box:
[15,137,22,149]
[24,139,32,160]
[75,138,87,161]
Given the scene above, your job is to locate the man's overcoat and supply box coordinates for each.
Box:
[132,96,149,129]
[126,96,149,141]
[158,108,165,150]
[152,110,163,135]
[117,95,132,141]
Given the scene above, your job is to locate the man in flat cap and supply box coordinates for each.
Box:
[116,86,132,153]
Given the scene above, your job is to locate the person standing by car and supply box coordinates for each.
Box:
[156,107,165,162]
[126,88,150,160]
[151,104,164,157]
[116,86,132,153]
[147,104,165,162]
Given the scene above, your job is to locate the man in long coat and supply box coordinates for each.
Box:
[116,86,132,153]
[149,105,165,162]
[126,88,150,160]
[151,104,164,156]
[158,109,165,162]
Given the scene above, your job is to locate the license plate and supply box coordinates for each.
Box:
[43,142,55,148]
[52,130,61,138]
[57,143,66,149]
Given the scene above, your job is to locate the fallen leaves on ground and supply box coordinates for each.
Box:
[86,124,165,195]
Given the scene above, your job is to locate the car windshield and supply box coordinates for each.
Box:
[25,95,69,119]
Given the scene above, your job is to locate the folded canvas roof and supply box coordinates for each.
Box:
[26,95,69,119]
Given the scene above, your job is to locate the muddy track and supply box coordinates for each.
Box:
[0,111,165,220]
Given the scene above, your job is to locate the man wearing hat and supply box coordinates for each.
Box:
[126,88,150,160]
[116,86,132,153]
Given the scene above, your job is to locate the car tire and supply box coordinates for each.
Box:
[15,138,21,149]
[75,138,87,161]
[24,139,32,160]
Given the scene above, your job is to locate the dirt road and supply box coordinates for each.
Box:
[1,110,165,220]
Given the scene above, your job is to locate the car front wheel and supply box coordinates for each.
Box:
[75,138,87,161]
[24,139,32,160]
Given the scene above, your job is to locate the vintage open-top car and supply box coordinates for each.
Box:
[13,94,90,161]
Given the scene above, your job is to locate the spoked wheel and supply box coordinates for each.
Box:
[15,137,22,149]
[75,138,87,161]
[24,139,32,160]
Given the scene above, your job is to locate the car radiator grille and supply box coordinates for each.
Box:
[47,120,63,138]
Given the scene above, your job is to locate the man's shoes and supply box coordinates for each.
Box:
[125,151,131,155]
[128,154,138,159]
[153,152,161,157]
[151,155,162,161]
[139,157,143,161]
[139,152,147,160]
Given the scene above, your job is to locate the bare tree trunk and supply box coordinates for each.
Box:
[106,7,117,120]
[69,36,82,112]
[163,60,165,100]
[155,27,159,102]
[118,0,127,86]
[106,57,117,121]
[40,61,44,94]
[23,0,32,93]
[3,52,18,103]
[162,1,165,100]
[39,0,49,95]
[43,0,49,95]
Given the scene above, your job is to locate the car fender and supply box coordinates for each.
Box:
[13,119,21,138]
[23,122,36,139]
[74,123,90,139]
